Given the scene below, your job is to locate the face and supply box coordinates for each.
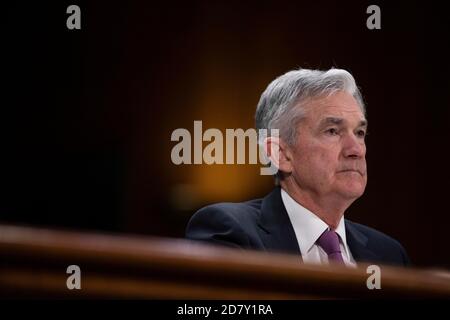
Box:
[284,91,367,201]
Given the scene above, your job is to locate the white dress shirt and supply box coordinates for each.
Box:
[281,189,357,267]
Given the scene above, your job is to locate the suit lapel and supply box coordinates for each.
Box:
[345,220,381,263]
[256,187,302,255]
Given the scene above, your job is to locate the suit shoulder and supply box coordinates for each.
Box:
[347,220,400,245]
[346,220,410,265]
[185,198,263,248]
[195,199,262,221]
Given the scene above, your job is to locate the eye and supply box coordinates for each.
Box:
[356,129,367,138]
[325,128,339,136]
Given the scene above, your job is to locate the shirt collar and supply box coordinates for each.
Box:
[280,188,350,256]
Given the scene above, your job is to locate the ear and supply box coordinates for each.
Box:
[264,136,294,174]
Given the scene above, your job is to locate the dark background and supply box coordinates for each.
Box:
[2,1,449,268]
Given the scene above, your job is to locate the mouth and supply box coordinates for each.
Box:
[337,169,364,176]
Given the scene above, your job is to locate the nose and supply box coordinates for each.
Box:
[342,132,365,159]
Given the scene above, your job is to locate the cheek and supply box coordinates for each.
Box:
[308,144,338,168]
[294,144,338,177]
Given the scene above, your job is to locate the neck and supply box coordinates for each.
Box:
[280,179,353,230]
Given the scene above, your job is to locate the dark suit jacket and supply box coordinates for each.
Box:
[186,187,410,266]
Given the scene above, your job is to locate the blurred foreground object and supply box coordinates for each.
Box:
[0,224,449,299]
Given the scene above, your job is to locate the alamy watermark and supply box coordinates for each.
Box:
[170,121,279,175]
[66,265,81,290]
[66,5,81,30]
[366,5,381,30]
[366,264,381,289]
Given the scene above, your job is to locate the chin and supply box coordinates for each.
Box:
[336,182,366,200]
[343,189,365,200]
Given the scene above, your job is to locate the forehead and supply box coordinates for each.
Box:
[303,91,365,123]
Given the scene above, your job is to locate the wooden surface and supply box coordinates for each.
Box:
[0,224,449,299]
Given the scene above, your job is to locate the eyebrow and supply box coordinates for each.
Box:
[319,117,368,128]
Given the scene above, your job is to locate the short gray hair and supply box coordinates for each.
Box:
[255,68,365,146]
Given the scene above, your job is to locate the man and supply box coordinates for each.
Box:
[185,68,410,267]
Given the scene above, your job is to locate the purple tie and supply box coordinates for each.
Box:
[316,229,345,264]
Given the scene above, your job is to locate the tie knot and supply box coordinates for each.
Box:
[317,229,342,256]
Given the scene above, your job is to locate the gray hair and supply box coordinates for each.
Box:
[255,68,365,146]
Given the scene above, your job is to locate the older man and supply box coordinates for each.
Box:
[185,68,410,267]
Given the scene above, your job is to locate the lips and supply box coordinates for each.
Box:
[338,169,364,176]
